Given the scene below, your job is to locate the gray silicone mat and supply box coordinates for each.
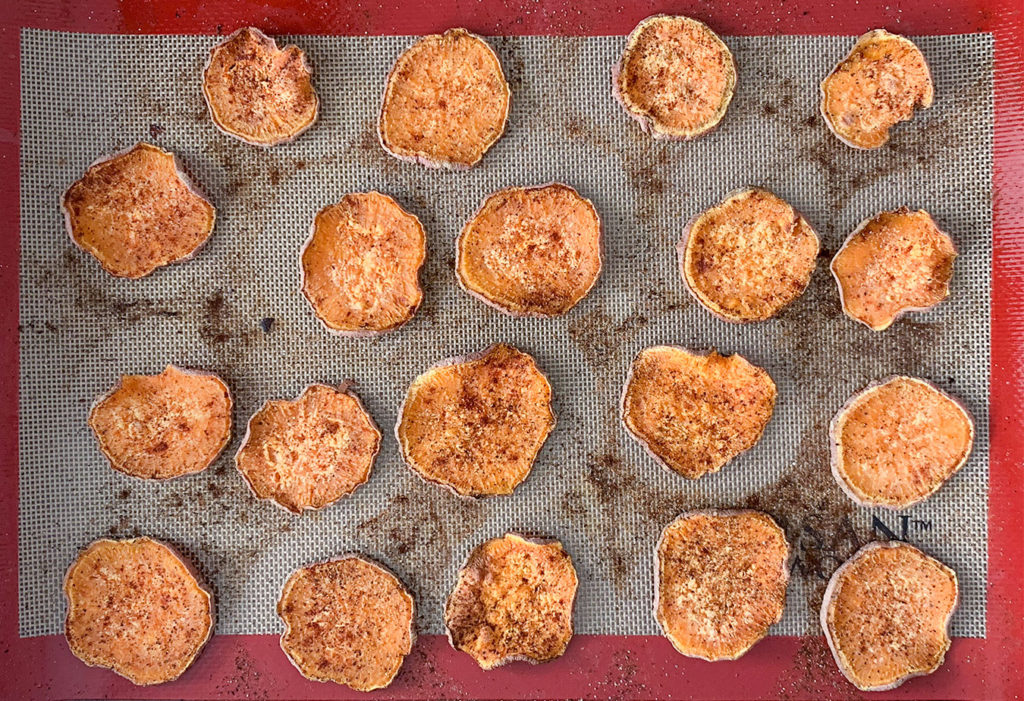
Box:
[18,30,992,638]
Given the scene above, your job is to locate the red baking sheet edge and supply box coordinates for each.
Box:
[0,1,1021,699]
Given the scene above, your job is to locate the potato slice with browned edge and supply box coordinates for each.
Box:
[301,192,427,336]
[621,346,776,479]
[613,15,736,140]
[235,383,381,513]
[831,208,955,331]
[202,27,319,146]
[62,143,215,279]
[89,365,232,480]
[822,542,958,691]
[396,344,555,497]
[679,188,820,322]
[279,555,415,691]
[457,184,603,317]
[656,510,790,661]
[821,30,933,150]
[830,376,973,509]
[446,533,578,669]
[64,538,213,685]
[379,28,510,169]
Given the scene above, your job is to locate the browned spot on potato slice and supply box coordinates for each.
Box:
[300,192,427,336]
[457,184,603,317]
[379,28,510,169]
[396,344,555,497]
[656,510,790,661]
[679,188,819,322]
[621,346,776,479]
[831,208,955,331]
[278,555,415,691]
[88,365,232,480]
[613,15,736,140]
[445,533,578,669]
[821,29,933,149]
[62,143,215,279]
[64,538,213,686]
[202,27,319,146]
[830,376,973,509]
[822,542,958,691]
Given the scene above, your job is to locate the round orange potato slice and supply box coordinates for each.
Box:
[202,27,319,146]
[300,192,427,336]
[62,143,215,279]
[822,541,958,691]
[613,15,736,140]
[278,555,415,691]
[679,188,820,322]
[379,28,510,169]
[89,365,232,480]
[396,344,555,498]
[821,30,933,150]
[235,383,381,513]
[655,510,790,661]
[445,533,578,669]
[64,537,213,686]
[456,183,603,317]
[621,346,776,479]
[831,208,956,331]
[830,376,973,509]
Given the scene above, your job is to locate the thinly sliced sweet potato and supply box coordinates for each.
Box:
[457,183,603,317]
[831,208,956,331]
[278,555,415,691]
[830,376,973,509]
[396,344,555,497]
[445,533,578,669]
[64,538,213,686]
[613,15,736,140]
[679,188,820,322]
[379,28,510,169]
[821,30,933,150]
[621,346,776,479]
[300,192,427,336]
[235,383,381,513]
[822,542,958,691]
[655,510,790,661]
[62,143,215,279]
[202,27,319,146]
[88,365,232,480]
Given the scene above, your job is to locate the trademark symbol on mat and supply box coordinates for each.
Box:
[871,515,934,541]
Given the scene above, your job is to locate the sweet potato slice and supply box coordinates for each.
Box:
[830,376,973,509]
[621,346,776,479]
[822,542,958,691]
[457,184,603,317]
[831,208,955,331]
[62,143,215,279]
[278,555,415,691]
[64,538,213,685]
[235,383,381,513]
[202,27,319,146]
[655,510,790,661]
[88,365,232,480]
[445,533,578,669]
[396,344,555,497]
[821,30,933,150]
[379,28,510,169]
[679,188,820,322]
[613,15,736,140]
[300,192,427,336]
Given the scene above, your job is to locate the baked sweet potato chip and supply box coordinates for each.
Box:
[64,538,213,685]
[89,365,232,480]
[62,143,215,279]
[445,533,578,669]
